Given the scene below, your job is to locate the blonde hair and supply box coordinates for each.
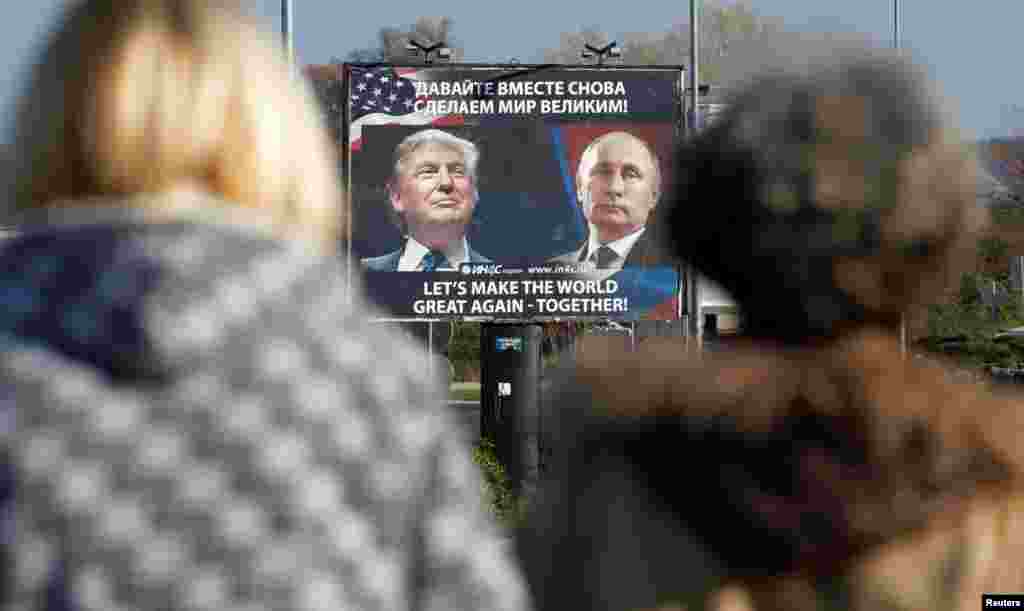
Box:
[7,0,342,251]
[385,129,479,234]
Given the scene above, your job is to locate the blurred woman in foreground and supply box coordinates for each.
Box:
[519,45,1024,611]
[1,1,529,609]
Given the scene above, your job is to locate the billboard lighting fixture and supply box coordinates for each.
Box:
[406,39,451,64]
[582,42,620,65]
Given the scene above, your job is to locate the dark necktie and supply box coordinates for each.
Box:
[595,245,618,269]
[421,250,451,271]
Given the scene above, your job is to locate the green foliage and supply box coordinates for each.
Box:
[990,204,1024,226]
[925,271,1024,368]
[449,322,481,381]
[957,273,982,306]
[471,437,525,529]
[978,236,1009,266]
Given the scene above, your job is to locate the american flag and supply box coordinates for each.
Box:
[348,66,463,152]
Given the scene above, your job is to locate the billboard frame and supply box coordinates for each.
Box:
[340,62,687,323]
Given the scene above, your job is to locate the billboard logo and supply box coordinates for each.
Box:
[496,337,523,352]
[461,263,504,275]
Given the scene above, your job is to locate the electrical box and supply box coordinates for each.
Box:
[480,324,541,495]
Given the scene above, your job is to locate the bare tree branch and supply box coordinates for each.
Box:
[346,16,464,64]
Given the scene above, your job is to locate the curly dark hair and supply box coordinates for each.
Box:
[664,49,986,343]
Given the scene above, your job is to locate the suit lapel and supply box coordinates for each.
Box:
[575,235,649,267]
[385,249,403,271]
[624,232,647,267]
[576,244,589,263]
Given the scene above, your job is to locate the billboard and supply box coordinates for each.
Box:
[343,64,685,321]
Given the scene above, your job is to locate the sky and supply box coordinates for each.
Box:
[1,1,1021,141]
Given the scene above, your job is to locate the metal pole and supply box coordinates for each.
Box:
[689,0,700,133]
[687,0,702,351]
[281,0,294,63]
[894,0,906,358]
[690,268,702,353]
[1019,256,1024,299]
[893,0,901,51]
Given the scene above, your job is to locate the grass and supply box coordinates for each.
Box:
[449,381,481,402]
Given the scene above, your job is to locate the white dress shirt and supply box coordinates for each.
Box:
[397,236,470,271]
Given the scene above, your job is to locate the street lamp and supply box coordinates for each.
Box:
[581,42,621,65]
[406,39,452,64]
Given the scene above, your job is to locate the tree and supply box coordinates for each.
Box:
[539,1,787,84]
[343,47,384,63]
[345,16,463,63]
[541,26,613,64]
[303,64,344,145]
[449,321,481,381]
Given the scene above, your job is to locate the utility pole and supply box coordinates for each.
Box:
[688,0,703,352]
[894,0,907,358]
[281,0,294,64]
[689,0,700,133]
[893,0,901,50]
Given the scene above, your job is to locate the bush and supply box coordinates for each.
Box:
[991,203,1024,226]
[471,437,525,529]
[957,273,982,306]
[978,236,1009,267]
[925,271,1024,368]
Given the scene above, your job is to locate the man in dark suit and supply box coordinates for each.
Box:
[362,129,491,271]
[548,131,667,269]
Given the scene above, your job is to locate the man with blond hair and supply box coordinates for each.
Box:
[362,129,492,271]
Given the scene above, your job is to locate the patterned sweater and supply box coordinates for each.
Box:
[0,201,529,611]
